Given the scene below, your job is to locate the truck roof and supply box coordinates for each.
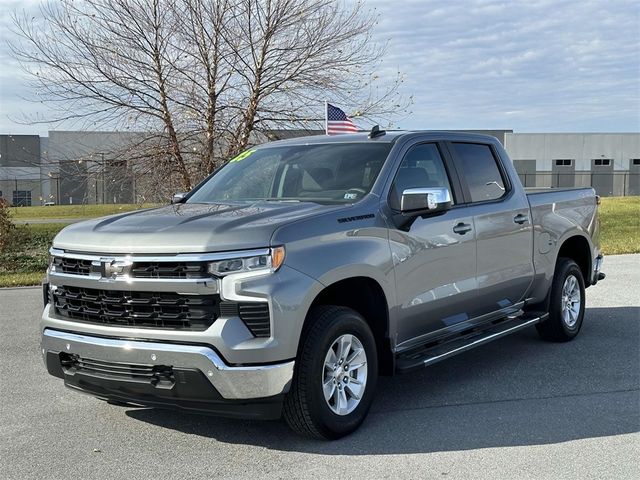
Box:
[261,130,503,147]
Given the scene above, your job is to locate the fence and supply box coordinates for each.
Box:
[0,175,142,206]
[516,172,639,197]
[1,172,639,206]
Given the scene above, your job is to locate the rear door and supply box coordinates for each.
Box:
[447,141,534,318]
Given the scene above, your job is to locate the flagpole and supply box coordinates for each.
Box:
[324,100,329,135]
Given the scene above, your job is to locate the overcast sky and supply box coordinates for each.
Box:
[0,0,638,136]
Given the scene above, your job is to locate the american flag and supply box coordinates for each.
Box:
[326,103,358,135]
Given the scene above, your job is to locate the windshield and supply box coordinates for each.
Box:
[187,143,392,204]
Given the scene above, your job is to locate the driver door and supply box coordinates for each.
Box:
[388,142,478,348]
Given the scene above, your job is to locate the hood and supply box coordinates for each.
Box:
[53,202,342,254]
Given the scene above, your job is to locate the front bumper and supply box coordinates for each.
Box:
[41,329,294,417]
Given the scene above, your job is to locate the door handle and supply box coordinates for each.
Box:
[453,222,472,235]
[514,214,529,225]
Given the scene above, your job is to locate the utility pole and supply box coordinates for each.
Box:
[100,152,105,204]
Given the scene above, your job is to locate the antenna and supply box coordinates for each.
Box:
[368,125,386,138]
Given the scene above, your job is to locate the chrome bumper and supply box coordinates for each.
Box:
[41,329,294,400]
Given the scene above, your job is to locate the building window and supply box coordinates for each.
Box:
[594,159,611,166]
[633,159,640,166]
[12,190,32,207]
[555,159,573,166]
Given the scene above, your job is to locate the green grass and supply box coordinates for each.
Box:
[0,272,47,288]
[599,196,640,255]
[1,197,638,287]
[10,203,160,220]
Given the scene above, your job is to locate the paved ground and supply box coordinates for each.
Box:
[1,255,638,480]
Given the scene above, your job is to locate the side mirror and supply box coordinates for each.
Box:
[171,192,187,204]
[401,187,452,216]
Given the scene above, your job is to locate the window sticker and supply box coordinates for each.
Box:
[229,149,256,163]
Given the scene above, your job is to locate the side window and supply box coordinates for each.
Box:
[390,143,453,210]
[451,143,506,202]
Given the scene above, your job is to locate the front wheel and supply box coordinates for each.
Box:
[536,257,586,342]
[283,306,378,439]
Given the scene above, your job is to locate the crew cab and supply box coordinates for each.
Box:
[40,130,604,439]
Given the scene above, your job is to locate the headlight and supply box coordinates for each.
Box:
[48,255,57,274]
[208,246,285,276]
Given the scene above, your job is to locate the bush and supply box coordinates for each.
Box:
[0,199,15,252]
[0,223,64,278]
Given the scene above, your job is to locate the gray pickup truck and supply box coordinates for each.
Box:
[41,130,605,439]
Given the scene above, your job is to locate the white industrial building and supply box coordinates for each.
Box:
[1,130,639,205]
[505,133,640,196]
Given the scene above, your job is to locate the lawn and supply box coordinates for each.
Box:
[599,196,640,255]
[0,197,638,287]
[10,203,159,220]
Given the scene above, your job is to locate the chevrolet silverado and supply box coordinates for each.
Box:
[40,130,605,439]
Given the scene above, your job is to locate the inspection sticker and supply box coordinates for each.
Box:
[229,149,256,163]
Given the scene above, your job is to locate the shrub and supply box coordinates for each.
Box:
[0,199,15,252]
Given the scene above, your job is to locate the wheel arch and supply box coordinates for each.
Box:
[556,233,593,286]
[302,276,394,376]
[527,231,593,314]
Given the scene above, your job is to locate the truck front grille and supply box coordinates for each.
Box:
[52,286,218,330]
[130,262,209,279]
[53,257,93,275]
[59,352,174,387]
[51,257,210,279]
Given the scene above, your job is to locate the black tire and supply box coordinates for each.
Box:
[283,305,378,439]
[536,257,586,342]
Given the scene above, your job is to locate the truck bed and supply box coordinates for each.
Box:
[524,186,599,302]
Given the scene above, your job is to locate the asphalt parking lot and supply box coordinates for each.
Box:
[1,255,638,480]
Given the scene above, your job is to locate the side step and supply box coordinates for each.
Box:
[395,312,548,373]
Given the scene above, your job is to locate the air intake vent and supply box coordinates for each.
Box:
[219,301,270,338]
[59,352,175,387]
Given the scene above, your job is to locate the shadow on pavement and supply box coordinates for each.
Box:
[126,307,640,454]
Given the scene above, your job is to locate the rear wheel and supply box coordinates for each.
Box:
[536,257,586,342]
[283,306,378,439]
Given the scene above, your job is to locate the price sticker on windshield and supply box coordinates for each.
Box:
[229,149,256,163]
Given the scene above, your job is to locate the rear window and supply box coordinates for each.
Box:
[451,143,506,202]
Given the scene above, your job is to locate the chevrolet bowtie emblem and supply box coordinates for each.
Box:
[99,258,132,280]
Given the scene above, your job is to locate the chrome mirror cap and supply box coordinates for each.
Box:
[171,192,187,204]
[400,187,452,215]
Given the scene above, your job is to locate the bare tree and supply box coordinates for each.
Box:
[10,0,408,191]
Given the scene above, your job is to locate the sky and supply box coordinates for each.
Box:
[0,0,638,136]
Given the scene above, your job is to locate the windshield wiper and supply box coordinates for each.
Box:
[261,198,302,203]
